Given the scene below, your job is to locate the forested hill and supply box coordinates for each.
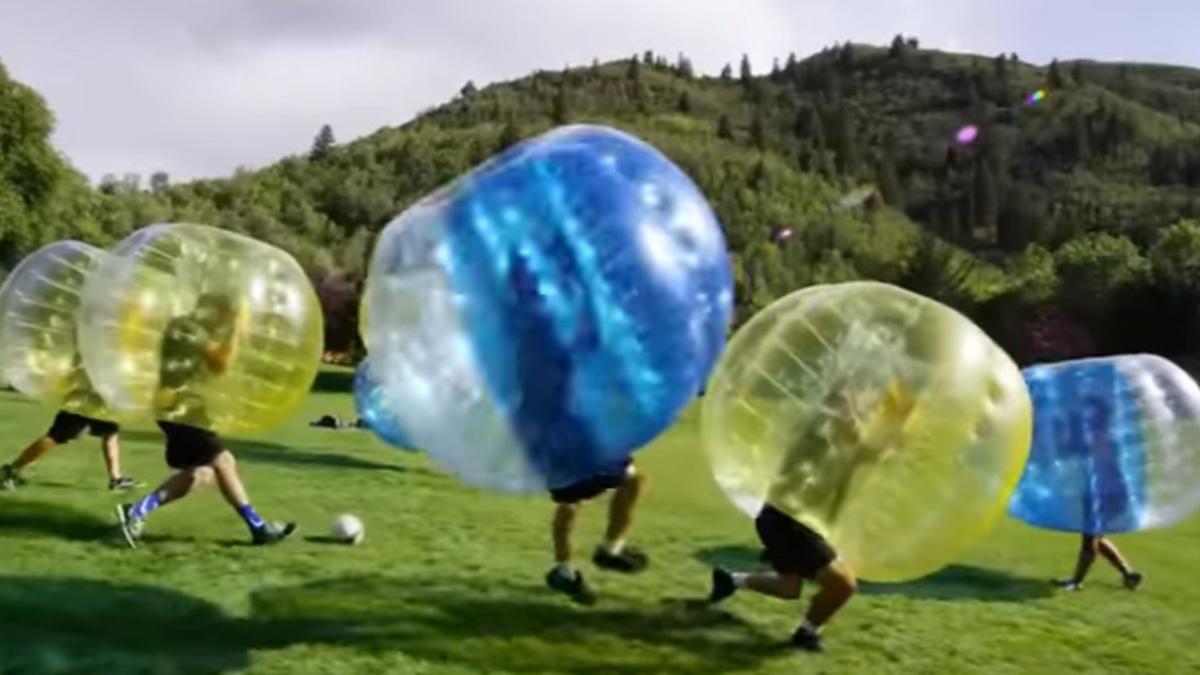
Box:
[5,37,1200,363]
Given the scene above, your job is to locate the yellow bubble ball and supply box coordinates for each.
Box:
[79,224,323,433]
[701,282,1032,582]
[0,241,112,418]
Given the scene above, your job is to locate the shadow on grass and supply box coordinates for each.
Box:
[0,499,114,542]
[0,575,250,673]
[231,439,421,476]
[859,564,1053,602]
[249,574,784,674]
[693,544,765,570]
[312,369,355,394]
[108,430,420,476]
[696,547,1051,603]
[0,575,357,674]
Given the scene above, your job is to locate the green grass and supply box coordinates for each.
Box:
[1,369,1198,674]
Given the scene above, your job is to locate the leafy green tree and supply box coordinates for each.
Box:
[720,63,733,80]
[877,153,904,209]
[749,114,766,149]
[1071,61,1085,85]
[1054,232,1149,318]
[740,54,752,83]
[149,171,170,194]
[0,62,76,261]
[1048,59,1065,88]
[827,106,860,175]
[1149,219,1200,296]
[675,54,695,79]
[973,162,998,239]
[677,90,692,114]
[497,119,522,152]
[1008,244,1059,305]
[552,85,569,124]
[717,114,734,141]
[310,124,336,161]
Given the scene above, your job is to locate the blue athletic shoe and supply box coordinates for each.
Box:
[251,522,297,546]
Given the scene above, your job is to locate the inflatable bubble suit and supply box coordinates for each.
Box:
[365,124,733,492]
[79,224,323,433]
[1010,355,1200,534]
[354,357,415,450]
[0,241,112,419]
[702,282,1032,582]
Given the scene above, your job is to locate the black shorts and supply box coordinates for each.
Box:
[549,461,633,504]
[756,504,837,579]
[46,412,119,444]
[158,421,224,469]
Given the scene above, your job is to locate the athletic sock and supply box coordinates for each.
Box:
[237,503,266,531]
[731,572,750,588]
[555,562,575,578]
[603,538,625,555]
[129,492,162,520]
[801,620,821,634]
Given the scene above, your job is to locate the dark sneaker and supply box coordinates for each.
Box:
[1,464,24,491]
[791,626,823,652]
[545,568,597,606]
[709,568,738,604]
[109,477,143,492]
[1124,572,1144,590]
[592,545,649,574]
[251,522,297,546]
[1054,579,1082,592]
[116,504,144,549]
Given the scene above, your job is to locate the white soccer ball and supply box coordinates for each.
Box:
[331,514,364,545]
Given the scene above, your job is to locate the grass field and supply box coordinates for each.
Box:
[1,368,1198,674]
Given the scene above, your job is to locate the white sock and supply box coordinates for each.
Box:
[731,572,750,588]
[802,620,821,634]
[555,562,575,577]
[603,539,625,555]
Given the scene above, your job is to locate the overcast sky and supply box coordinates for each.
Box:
[1,1,1196,182]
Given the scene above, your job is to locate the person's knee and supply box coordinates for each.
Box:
[838,570,858,596]
[822,562,857,597]
[780,574,803,599]
[213,450,236,470]
[190,466,216,485]
[1082,535,1100,554]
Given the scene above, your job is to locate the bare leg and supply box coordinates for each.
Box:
[1097,537,1135,578]
[210,450,251,509]
[151,466,215,508]
[806,559,857,628]
[100,434,121,482]
[745,571,804,600]
[1068,534,1099,584]
[553,502,580,564]
[8,437,59,473]
[604,470,645,548]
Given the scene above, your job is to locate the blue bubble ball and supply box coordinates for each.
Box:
[365,124,733,492]
[353,358,415,451]
[1009,354,1200,534]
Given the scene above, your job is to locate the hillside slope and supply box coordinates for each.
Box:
[6,40,1200,360]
